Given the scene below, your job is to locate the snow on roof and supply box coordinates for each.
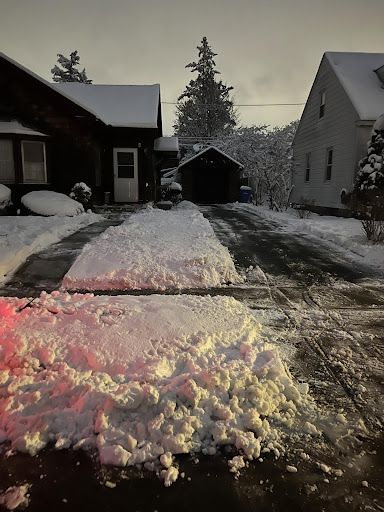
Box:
[0,52,160,129]
[0,120,48,137]
[53,83,160,128]
[154,136,179,152]
[178,145,243,170]
[325,52,384,120]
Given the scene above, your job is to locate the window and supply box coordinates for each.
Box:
[0,139,15,182]
[0,140,15,182]
[319,91,326,118]
[305,153,311,182]
[117,151,134,178]
[22,141,46,183]
[325,148,333,180]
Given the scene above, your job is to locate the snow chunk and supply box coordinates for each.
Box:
[63,207,242,290]
[99,444,131,466]
[0,485,30,510]
[162,466,179,487]
[21,191,84,216]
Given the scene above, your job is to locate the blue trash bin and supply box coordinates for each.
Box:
[239,186,252,203]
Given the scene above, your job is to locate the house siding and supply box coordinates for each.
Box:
[292,56,360,210]
[0,55,163,205]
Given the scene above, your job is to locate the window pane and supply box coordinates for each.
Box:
[0,139,15,182]
[327,150,333,164]
[118,165,134,178]
[23,141,44,163]
[23,141,46,182]
[117,152,134,165]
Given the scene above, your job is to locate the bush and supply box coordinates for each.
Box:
[160,182,182,204]
[70,182,92,209]
[292,197,315,219]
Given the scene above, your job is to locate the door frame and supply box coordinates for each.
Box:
[113,147,139,202]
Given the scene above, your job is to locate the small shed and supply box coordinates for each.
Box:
[178,146,243,204]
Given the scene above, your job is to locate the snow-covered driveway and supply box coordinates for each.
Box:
[62,204,242,291]
[1,204,383,511]
[0,213,101,286]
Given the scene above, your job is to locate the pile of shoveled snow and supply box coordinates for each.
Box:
[0,213,101,284]
[21,191,84,216]
[0,292,320,486]
[62,206,242,290]
[0,184,11,209]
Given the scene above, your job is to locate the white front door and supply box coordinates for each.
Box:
[113,148,139,202]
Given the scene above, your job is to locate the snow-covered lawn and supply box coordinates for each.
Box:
[234,204,384,271]
[0,213,101,285]
[0,292,321,486]
[63,204,242,291]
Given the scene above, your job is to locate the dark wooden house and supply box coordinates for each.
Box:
[178,146,243,203]
[0,52,174,205]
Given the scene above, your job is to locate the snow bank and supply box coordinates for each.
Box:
[0,185,11,209]
[0,213,101,284]
[63,207,242,290]
[21,191,84,216]
[234,204,384,271]
[0,292,319,484]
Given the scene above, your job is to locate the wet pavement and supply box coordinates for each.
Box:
[1,204,384,511]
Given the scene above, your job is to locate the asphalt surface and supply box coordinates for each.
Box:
[1,204,384,511]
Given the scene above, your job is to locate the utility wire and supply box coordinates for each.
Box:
[161,101,305,107]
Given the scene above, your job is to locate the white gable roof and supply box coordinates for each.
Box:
[326,52,384,120]
[0,120,47,136]
[53,83,160,128]
[0,52,160,129]
[178,146,243,170]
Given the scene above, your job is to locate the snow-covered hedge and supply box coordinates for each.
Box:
[21,191,84,216]
[0,184,11,212]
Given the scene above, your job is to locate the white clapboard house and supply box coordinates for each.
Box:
[292,52,384,214]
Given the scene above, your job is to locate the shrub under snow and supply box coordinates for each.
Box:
[21,191,84,217]
[70,182,92,209]
[0,184,11,210]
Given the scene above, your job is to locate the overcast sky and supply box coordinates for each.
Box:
[1,0,384,135]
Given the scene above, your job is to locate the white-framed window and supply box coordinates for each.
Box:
[325,147,333,181]
[305,152,311,182]
[0,139,15,182]
[319,91,326,118]
[22,140,47,183]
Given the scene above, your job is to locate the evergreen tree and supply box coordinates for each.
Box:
[350,114,384,218]
[51,51,92,83]
[355,116,384,193]
[174,37,236,137]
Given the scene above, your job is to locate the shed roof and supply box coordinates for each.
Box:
[154,136,179,152]
[0,120,48,136]
[0,52,160,129]
[325,52,384,120]
[178,146,243,170]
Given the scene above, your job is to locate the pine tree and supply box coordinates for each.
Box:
[51,51,92,83]
[355,120,384,193]
[351,114,384,217]
[174,37,236,137]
